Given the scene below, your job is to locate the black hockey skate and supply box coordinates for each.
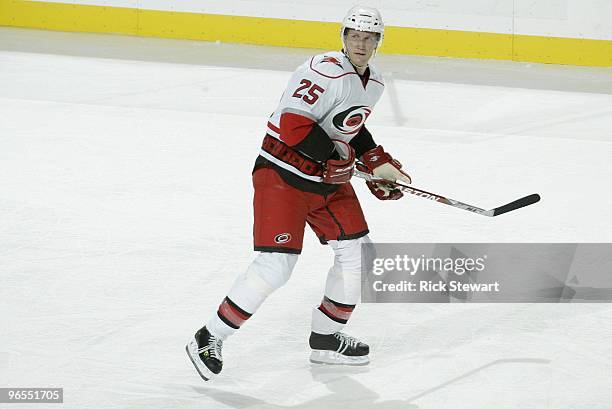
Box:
[186,326,223,381]
[309,331,370,365]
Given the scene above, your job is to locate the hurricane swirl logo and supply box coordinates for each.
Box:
[332,106,372,135]
[274,233,292,244]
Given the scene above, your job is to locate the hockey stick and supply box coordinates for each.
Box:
[353,168,540,217]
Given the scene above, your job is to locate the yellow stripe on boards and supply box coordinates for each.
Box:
[1,0,611,67]
[383,26,514,61]
[514,34,612,67]
[0,0,138,35]
[136,9,340,49]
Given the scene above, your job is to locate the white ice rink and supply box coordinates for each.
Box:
[2,27,612,408]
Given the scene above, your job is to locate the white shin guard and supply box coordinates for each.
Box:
[207,252,299,340]
[228,252,298,312]
[311,235,373,334]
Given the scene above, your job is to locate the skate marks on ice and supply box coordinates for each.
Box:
[405,358,550,404]
[383,72,409,128]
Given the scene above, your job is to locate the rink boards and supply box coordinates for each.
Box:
[0,0,611,66]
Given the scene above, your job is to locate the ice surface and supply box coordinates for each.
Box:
[1,27,612,409]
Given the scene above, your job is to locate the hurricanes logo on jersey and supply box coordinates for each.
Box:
[332,106,372,135]
[274,233,292,244]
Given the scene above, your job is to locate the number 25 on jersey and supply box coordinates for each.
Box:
[292,79,325,105]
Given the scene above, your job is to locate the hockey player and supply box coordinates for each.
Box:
[186,5,412,381]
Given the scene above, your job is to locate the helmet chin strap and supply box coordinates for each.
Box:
[341,45,365,70]
[342,48,374,71]
[350,58,367,70]
[352,60,367,70]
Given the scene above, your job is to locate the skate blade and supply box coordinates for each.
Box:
[185,339,216,381]
[309,350,370,366]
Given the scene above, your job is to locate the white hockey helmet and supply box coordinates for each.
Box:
[341,6,385,50]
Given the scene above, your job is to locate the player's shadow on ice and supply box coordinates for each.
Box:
[191,364,416,409]
[190,358,550,408]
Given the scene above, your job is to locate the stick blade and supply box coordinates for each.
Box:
[492,193,541,216]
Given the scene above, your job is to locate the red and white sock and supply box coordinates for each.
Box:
[311,296,355,334]
[206,297,252,340]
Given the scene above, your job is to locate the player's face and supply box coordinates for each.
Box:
[344,29,379,67]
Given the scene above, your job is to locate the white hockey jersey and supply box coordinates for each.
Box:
[260,51,385,182]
